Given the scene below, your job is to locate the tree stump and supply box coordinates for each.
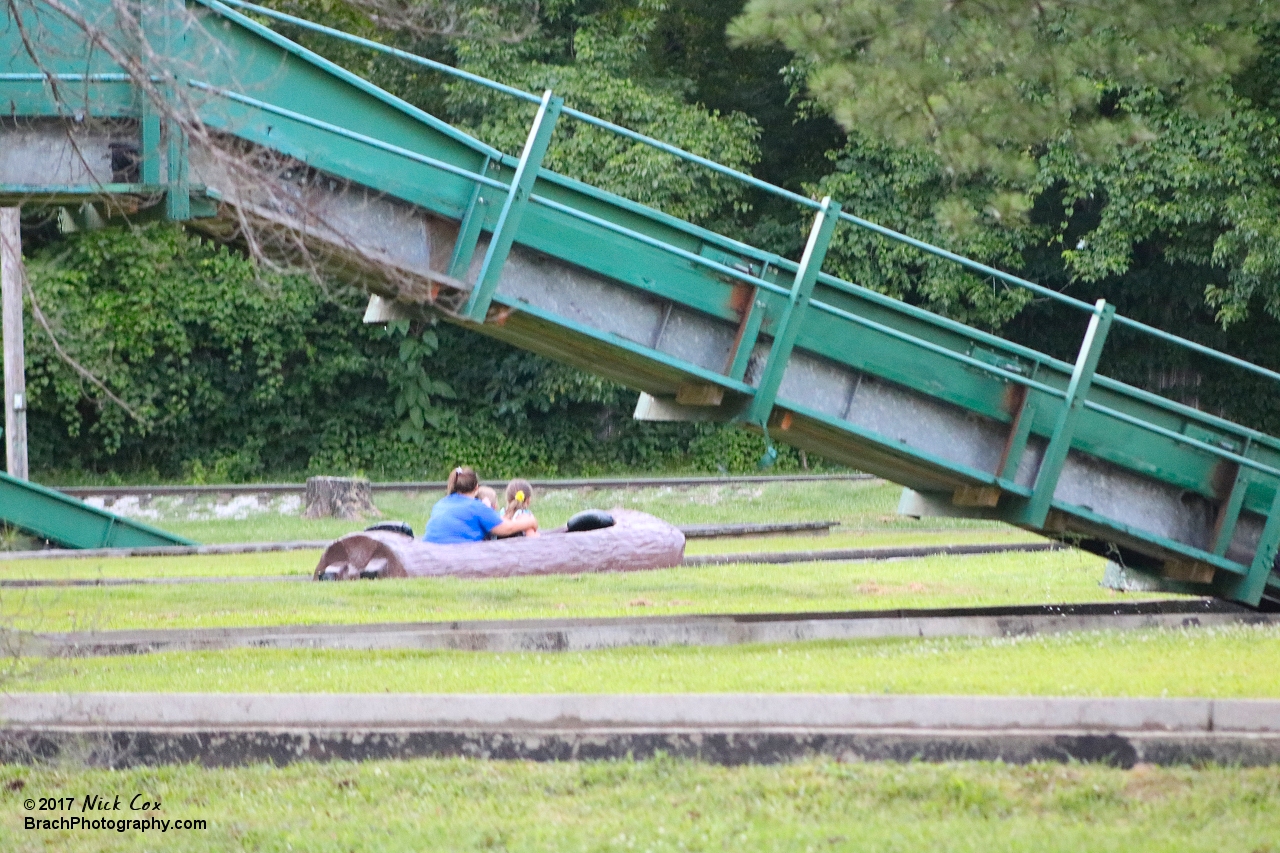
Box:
[303,476,381,520]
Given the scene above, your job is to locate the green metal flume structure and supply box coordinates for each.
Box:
[2,0,1279,605]
[0,472,195,549]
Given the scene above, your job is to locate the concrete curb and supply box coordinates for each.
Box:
[12,599,1277,657]
[7,693,1278,732]
[3,694,1278,768]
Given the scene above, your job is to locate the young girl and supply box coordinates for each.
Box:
[475,486,499,512]
[502,478,539,537]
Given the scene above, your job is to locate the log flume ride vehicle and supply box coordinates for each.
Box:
[3,0,1280,607]
[314,511,685,580]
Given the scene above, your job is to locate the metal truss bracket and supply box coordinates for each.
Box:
[464,90,562,320]
[743,196,840,426]
[1015,298,1114,528]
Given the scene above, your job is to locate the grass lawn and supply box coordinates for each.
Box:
[2,758,1277,852]
[0,548,1128,632]
[11,624,1278,697]
[87,480,1012,544]
[0,527,1041,583]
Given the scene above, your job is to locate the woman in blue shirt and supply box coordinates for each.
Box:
[424,466,539,543]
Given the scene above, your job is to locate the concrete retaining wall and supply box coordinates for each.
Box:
[3,693,1278,768]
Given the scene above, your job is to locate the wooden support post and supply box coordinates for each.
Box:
[465,90,562,321]
[1,207,27,481]
[726,291,765,382]
[1211,464,1250,557]
[744,197,840,426]
[996,384,1038,483]
[1017,298,1114,528]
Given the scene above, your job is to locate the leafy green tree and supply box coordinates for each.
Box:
[445,0,760,228]
[815,133,1038,328]
[24,224,384,477]
[1040,85,1280,327]
[24,224,795,480]
[730,1,1275,209]
[733,3,1280,335]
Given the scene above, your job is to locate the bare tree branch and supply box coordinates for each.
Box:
[15,253,146,424]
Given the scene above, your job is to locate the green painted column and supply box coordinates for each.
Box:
[141,105,162,185]
[744,196,839,426]
[141,0,190,219]
[165,122,190,220]
[464,90,562,320]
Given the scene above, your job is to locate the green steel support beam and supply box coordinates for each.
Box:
[464,90,562,320]
[154,0,190,220]
[744,196,840,425]
[1015,299,1115,527]
[141,105,162,185]
[165,120,190,220]
[446,156,492,279]
[1217,484,1280,606]
[0,471,194,549]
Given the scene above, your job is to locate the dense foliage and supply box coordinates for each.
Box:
[731,1,1277,217]
[24,225,798,480]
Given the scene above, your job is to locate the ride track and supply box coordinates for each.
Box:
[3,0,1280,606]
[9,598,1277,658]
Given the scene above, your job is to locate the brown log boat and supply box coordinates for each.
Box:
[313,509,685,580]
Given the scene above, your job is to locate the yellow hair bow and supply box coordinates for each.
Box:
[515,490,526,502]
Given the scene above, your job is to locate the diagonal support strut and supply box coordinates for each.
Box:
[464,89,562,321]
[744,196,840,427]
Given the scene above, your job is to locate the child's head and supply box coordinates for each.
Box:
[475,486,498,511]
[505,478,534,516]
[446,466,479,496]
